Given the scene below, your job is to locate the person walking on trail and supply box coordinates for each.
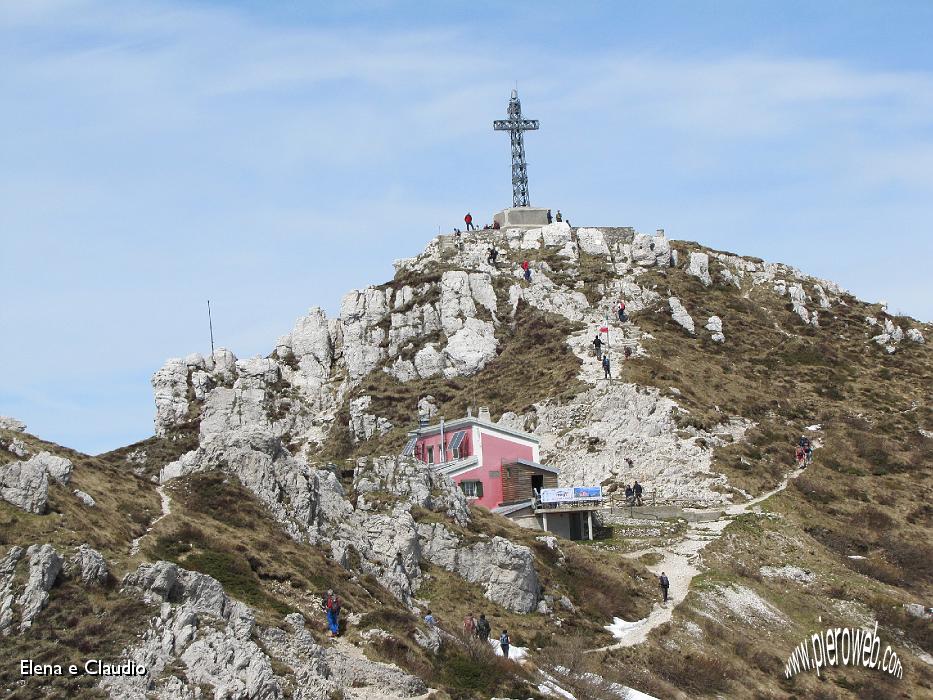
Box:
[795,445,806,467]
[624,483,634,506]
[424,609,437,627]
[464,212,475,231]
[633,480,643,506]
[593,334,603,359]
[555,210,563,222]
[799,436,813,465]
[602,354,611,379]
[659,572,670,603]
[463,612,476,636]
[476,613,491,641]
[547,209,553,224]
[521,259,531,282]
[499,630,511,658]
[617,301,627,323]
[487,247,498,266]
[322,590,342,637]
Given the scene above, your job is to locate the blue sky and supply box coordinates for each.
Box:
[2,0,932,454]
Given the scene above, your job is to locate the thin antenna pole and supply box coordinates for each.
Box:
[207,300,215,355]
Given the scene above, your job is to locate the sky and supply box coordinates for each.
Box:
[1,0,932,454]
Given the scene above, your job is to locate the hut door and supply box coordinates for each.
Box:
[531,474,544,498]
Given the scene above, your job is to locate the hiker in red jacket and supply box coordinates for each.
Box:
[521,260,531,282]
[465,212,475,231]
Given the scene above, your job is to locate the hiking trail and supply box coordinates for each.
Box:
[130,484,172,556]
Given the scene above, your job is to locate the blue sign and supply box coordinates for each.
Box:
[573,486,602,500]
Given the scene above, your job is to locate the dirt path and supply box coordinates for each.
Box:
[130,484,172,556]
[589,458,812,652]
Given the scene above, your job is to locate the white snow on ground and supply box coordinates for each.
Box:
[806,424,822,431]
[488,638,528,662]
[605,616,650,640]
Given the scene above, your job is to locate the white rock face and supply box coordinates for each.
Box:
[0,417,26,432]
[907,328,925,344]
[5,438,27,458]
[417,523,540,612]
[706,316,725,343]
[576,227,610,256]
[443,318,498,377]
[439,271,497,335]
[668,297,695,334]
[759,565,814,584]
[32,452,73,485]
[0,546,24,635]
[686,252,712,286]
[872,318,906,352]
[418,395,438,422]
[151,358,190,436]
[540,222,572,246]
[348,396,393,442]
[17,544,63,631]
[0,456,50,513]
[414,343,445,379]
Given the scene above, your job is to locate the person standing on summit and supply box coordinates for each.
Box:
[465,212,475,231]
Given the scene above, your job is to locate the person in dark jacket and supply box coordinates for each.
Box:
[499,630,511,658]
[624,484,634,505]
[633,480,643,506]
[555,210,562,222]
[659,572,670,602]
[322,590,342,636]
[465,212,475,231]
[476,614,491,641]
[487,247,498,266]
[593,334,603,359]
[547,209,553,224]
[617,301,627,322]
[602,354,611,379]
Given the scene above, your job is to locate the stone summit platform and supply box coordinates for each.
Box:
[493,207,550,229]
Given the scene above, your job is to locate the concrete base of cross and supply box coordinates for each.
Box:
[493,207,551,229]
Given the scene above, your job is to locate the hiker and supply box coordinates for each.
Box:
[424,609,437,627]
[499,630,511,658]
[463,612,476,636]
[493,219,501,230]
[476,613,491,641]
[634,480,643,506]
[487,247,498,266]
[521,260,531,282]
[322,589,342,637]
[547,209,553,224]
[795,445,806,467]
[465,212,475,231]
[617,301,627,323]
[624,345,632,359]
[602,354,611,379]
[799,436,813,465]
[624,483,634,506]
[555,210,562,222]
[593,334,603,359]
[659,572,670,602]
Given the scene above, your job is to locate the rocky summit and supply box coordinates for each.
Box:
[1,223,931,699]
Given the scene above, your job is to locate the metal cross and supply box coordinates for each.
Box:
[493,89,539,207]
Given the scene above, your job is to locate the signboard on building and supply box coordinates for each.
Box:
[540,486,602,503]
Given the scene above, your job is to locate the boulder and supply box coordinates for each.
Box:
[31,452,73,485]
[443,318,498,377]
[540,222,572,246]
[907,328,925,344]
[686,252,712,286]
[418,396,439,422]
[0,457,50,513]
[348,396,393,442]
[6,438,27,458]
[705,316,725,343]
[66,545,108,585]
[73,489,96,507]
[576,227,610,256]
[414,343,445,379]
[17,544,63,630]
[630,233,672,267]
[0,546,24,635]
[668,297,695,334]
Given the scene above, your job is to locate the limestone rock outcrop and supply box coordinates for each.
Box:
[417,523,540,613]
[0,546,24,635]
[629,232,672,267]
[348,396,393,442]
[668,297,695,335]
[66,545,109,586]
[0,456,50,513]
[17,544,63,631]
[576,227,611,257]
[0,417,26,432]
[705,316,725,343]
[686,252,712,286]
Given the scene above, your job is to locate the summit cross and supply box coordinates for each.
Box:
[493,89,539,208]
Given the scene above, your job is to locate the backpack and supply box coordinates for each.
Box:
[500,632,509,646]
[477,619,490,636]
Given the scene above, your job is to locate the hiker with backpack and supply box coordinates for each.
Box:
[463,612,477,636]
[634,480,643,506]
[322,589,342,637]
[476,613,491,641]
[659,572,670,603]
[547,209,553,224]
[795,445,806,467]
[617,301,627,322]
[799,435,813,465]
[602,354,611,379]
[499,630,511,658]
[624,483,634,506]
[487,247,498,267]
[593,334,603,359]
[521,260,531,282]
[465,212,475,231]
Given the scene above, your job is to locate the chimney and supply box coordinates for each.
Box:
[478,406,491,422]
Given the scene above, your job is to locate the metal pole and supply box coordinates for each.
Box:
[207,300,215,355]
[440,418,445,464]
